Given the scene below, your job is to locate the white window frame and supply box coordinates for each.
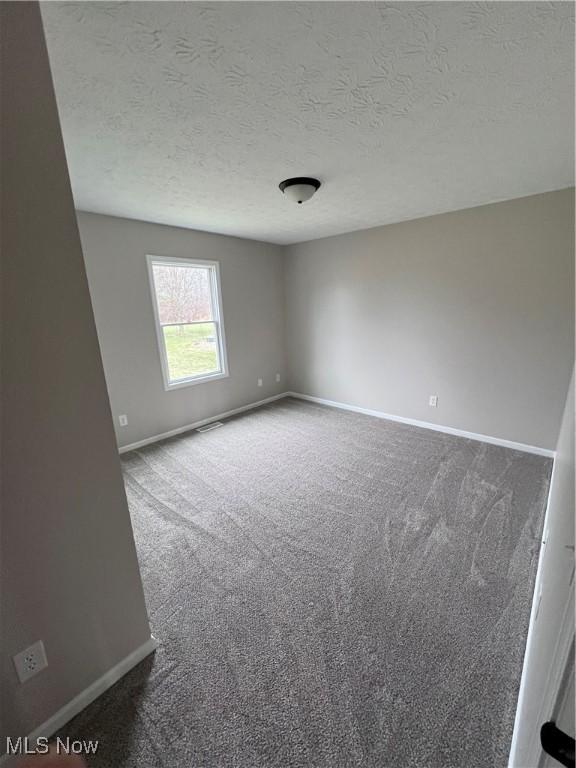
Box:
[146,254,229,391]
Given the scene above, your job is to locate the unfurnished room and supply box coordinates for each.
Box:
[1,2,574,768]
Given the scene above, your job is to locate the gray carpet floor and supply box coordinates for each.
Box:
[59,397,552,767]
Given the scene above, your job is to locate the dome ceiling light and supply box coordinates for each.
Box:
[279,177,321,204]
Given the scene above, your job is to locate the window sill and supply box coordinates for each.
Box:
[164,370,229,391]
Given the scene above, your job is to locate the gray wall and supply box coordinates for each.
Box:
[0,2,152,741]
[77,212,287,449]
[284,190,574,450]
[511,369,574,766]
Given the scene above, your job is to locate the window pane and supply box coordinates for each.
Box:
[163,322,220,381]
[152,264,213,324]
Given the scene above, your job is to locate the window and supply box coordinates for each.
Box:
[147,256,228,389]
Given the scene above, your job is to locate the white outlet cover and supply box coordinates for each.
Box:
[13,640,48,684]
[275,373,281,383]
[429,395,438,407]
[119,414,128,426]
[257,378,263,387]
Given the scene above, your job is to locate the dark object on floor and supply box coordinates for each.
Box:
[541,721,575,767]
[58,398,551,767]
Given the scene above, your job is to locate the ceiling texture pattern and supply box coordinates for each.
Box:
[42,2,574,244]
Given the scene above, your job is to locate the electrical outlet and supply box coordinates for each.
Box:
[429,395,438,407]
[275,373,281,383]
[119,414,128,427]
[257,378,263,387]
[13,640,48,684]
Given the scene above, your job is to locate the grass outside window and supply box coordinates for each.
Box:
[163,323,219,381]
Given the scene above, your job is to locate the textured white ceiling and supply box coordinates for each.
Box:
[42,2,574,245]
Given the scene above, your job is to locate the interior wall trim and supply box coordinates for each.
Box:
[507,456,556,768]
[0,636,158,765]
[118,392,290,454]
[287,391,556,458]
[507,436,574,766]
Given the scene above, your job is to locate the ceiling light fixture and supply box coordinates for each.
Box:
[279,177,321,204]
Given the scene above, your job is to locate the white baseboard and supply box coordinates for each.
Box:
[286,392,555,458]
[120,389,554,458]
[0,636,158,765]
[119,392,289,453]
